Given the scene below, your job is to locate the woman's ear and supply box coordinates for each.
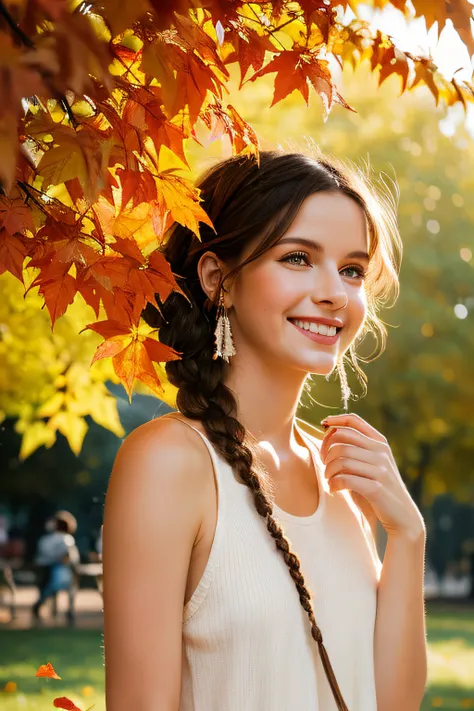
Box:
[198,251,231,306]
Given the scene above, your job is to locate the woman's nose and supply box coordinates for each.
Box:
[310,267,348,309]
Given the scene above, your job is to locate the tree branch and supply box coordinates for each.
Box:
[0,0,34,48]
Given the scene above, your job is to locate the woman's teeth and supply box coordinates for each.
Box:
[290,319,338,337]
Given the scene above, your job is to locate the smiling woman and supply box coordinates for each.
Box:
[103,149,409,711]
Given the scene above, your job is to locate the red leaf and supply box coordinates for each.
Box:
[53,697,82,711]
[248,50,312,106]
[110,235,146,264]
[82,319,131,340]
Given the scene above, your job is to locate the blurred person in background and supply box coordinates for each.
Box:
[32,510,80,620]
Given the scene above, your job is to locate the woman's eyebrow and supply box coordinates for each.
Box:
[277,237,370,262]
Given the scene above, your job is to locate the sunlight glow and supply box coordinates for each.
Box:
[340,3,474,137]
[454,304,469,319]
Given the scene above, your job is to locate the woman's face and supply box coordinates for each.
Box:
[226,191,370,376]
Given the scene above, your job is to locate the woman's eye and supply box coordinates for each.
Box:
[281,251,311,266]
[342,265,367,280]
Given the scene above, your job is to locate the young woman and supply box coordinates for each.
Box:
[103,150,427,711]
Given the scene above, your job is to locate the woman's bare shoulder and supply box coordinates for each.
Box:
[119,413,210,467]
[109,413,213,512]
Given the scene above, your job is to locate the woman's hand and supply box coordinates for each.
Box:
[319,413,426,541]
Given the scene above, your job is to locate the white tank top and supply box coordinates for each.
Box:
[163,413,382,711]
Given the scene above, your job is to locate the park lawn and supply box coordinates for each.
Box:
[0,607,472,711]
[423,606,474,710]
[0,628,106,711]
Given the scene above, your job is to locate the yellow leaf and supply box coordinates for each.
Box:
[38,129,108,204]
[37,392,65,418]
[19,421,57,460]
[156,147,215,238]
[87,390,125,437]
[47,411,88,455]
[136,361,177,407]
[99,0,150,37]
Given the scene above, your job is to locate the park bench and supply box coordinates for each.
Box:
[0,557,103,622]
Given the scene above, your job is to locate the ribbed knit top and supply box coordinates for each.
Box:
[163,414,382,711]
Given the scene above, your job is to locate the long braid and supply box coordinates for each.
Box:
[143,284,350,711]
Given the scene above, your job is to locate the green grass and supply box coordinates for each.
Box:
[0,607,473,710]
[422,606,474,710]
[0,628,105,711]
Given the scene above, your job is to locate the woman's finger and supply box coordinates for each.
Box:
[323,440,380,468]
[324,459,381,485]
[321,412,387,444]
[319,425,387,464]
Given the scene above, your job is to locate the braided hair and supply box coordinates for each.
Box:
[142,149,401,710]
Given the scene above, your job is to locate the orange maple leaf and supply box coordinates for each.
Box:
[37,124,110,206]
[165,43,224,125]
[0,228,28,282]
[224,26,275,88]
[371,33,409,93]
[412,0,474,55]
[110,234,146,264]
[0,196,35,235]
[155,163,216,238]
[83,319,182,402]
[116,168,157,211]
[123,86,189,168]
[36,662,62,679]
[26,262,77,329]
[202,100,259,156]
[410,57,440,105]
[248,49,354,117]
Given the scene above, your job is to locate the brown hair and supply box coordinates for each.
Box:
[142,148,401,710]
[53,510,77,535]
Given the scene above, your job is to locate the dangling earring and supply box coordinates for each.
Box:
[337,359,351,412]
[212,286,236,362]
[336,293,350,410]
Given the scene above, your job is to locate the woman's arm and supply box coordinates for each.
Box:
[318,413,428,711]
[103,418,208,711]
[374,529,428,711]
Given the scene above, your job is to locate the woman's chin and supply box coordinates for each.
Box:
[291,353,339,375]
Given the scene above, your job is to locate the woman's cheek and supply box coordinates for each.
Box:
[343,295,367,345]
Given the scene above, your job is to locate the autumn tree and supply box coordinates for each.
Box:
[1,0,473,456]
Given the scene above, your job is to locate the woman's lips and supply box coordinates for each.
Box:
[288,319,341,345]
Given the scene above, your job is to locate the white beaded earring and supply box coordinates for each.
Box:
[212,286,236,363]
[337,359,351,412]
